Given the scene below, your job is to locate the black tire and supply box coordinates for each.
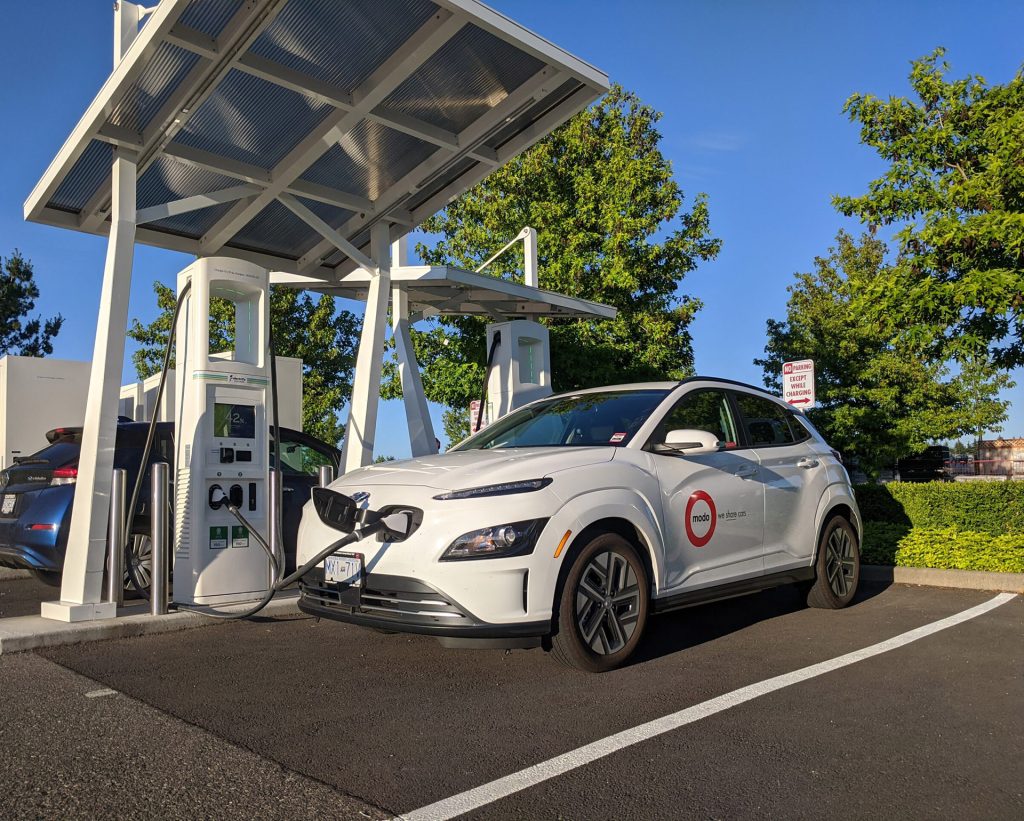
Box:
[551,532,649,673]
[806,516,860,609]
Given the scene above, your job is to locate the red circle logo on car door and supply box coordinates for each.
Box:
[685,490,717,548]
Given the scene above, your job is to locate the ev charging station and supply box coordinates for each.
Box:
[173,257,273,606]
[23,0,612,622]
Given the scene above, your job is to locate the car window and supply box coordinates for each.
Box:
[735,393,805,446]
[650,389,738,448]
[276,436,333,476]
[16,440,80,467]
[454,390,669,450]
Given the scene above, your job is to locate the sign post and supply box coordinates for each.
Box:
[782,359,816,408]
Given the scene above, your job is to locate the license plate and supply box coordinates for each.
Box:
[0,495,15,516]
[324,554,362,587]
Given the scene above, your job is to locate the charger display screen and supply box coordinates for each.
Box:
[213,403,255,439]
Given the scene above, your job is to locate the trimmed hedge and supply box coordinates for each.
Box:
[862,523,1024,573]
[857,481,1024,573]
[854,481,1024,534]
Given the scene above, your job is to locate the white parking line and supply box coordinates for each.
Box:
[400,592,1017,821]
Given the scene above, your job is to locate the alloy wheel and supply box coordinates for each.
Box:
[824,526,856,598]
[574,550,641,655]
[128,534,153,593]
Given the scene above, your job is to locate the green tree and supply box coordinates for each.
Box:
[128,283,358,444]
[756,231,1010,477]
[833,48,1024,368]
[0,250,63,356]
[386,85,720,441]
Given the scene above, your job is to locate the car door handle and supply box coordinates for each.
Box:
[797,458,819,469]
[733,465,758,479]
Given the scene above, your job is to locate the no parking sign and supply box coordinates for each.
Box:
[782,359,816,408]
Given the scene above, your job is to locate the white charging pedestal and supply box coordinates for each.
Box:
[484,320,553,425]
[172,257,272,606]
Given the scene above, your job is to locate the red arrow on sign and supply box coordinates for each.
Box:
[788,397,811,405]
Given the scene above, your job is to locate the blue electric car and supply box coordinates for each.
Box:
[0,420,339,589]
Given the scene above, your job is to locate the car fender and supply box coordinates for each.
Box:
[541,486,665,597]
[813,482,863,550]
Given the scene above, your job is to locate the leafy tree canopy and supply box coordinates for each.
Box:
[385,85,721,441]
[128,283,358,444]
[0,250,63,357]
[834,48,1024,368]
[757,231,1011,477]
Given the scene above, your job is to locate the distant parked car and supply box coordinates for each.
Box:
[0,420,339,590]
[897,445,952,482]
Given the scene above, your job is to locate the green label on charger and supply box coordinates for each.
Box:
[210,526,228,550]
[231,525,249,548]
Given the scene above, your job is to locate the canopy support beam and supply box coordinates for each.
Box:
[42,149,138,622]
[342,222,393,472]
[278,193,376,273]
[135,183,261,225]
[391,237,437,457]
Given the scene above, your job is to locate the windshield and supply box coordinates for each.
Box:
[454,390,669,451]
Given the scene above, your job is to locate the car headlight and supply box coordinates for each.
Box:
[432,478,551,501]
[440,519,549,561]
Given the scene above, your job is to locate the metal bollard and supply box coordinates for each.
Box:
[106,468,127,607]
[150,462,169,616]
[318,464,335,487]
[268,468,282,572]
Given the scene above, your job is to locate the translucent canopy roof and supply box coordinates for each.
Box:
[272,265,618,320]
[24,0,609,280]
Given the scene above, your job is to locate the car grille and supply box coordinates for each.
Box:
[300,570,475,626]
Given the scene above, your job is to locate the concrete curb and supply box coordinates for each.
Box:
[0,594,302,655]
[0,569,31,581]
[862,564,1024,594]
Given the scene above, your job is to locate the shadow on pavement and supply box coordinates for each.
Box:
[0,575,57,619]
[629,578,891,666]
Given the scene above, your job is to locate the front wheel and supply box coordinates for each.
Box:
[806,516,860,609]
[551,533,649,673]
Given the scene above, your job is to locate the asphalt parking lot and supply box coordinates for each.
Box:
[0,573,57,619]
[1,580,1021,819]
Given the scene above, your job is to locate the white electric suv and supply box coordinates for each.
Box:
[296,378,861,672]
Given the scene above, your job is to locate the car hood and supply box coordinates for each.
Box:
[335,447,614,491]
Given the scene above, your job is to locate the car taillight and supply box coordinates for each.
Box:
[50,466,78,486]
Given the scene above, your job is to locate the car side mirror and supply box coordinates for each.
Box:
[653,429,723,456]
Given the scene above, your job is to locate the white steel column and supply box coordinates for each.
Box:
[114,3,152,64]
[342,222,392,472]
[43,150,138,621]
[391,236,437,456]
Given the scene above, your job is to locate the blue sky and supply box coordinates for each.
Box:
[1,0,1021,456]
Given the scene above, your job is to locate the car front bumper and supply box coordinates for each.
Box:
[297,570,549,648]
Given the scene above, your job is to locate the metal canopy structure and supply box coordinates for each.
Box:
[26,0,610,621]
[273,265,617,321]
[25,0,608,278]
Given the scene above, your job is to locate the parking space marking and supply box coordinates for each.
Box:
[400,592,1016,821]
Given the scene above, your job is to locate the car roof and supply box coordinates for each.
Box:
[546,376,790,405]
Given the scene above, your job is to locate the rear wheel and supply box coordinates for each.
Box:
[126,529,155,598]
[806,516,860,609]
[551,533,649,673]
